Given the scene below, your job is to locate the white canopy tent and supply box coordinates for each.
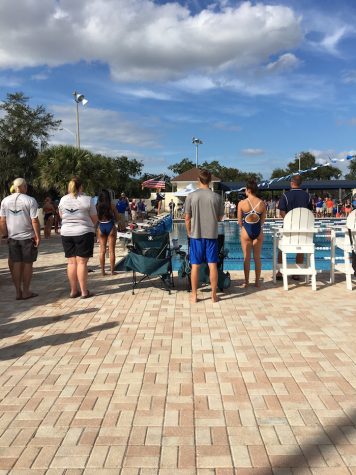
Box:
[173,183,197,197]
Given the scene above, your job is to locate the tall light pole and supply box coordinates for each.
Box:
[192,137,203,167]
[73,91,88,149]
[298,152,302,172]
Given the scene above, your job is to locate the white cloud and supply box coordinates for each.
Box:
[241,148,265,156]
[319,26,354,56]
[341,70,356,84]
[31,72,50,81]
[50,104,160,151]
[302,9,356,57]
[119,88,171,101]
[0,0,302,82]
[213,121,241,132]
[266,53,301,72]
[0,74,22,87]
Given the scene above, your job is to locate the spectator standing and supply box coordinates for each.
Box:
[58,177,97,298]
[0,178,41,300]
[185,169,224,303]
[326,197,334,217]
[345,200,352,216]
[230,202,236,218]
[116,193,129,231]
[224,199,231,218]
[169,199,176,218]
[130,199,138,223]
[270,198,276,218]
[137,199,146,220]
[315,197,323,217]
[276,175,313,281]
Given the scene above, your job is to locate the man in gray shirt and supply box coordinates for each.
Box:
[185,169,224,303]
[0,178,40,300]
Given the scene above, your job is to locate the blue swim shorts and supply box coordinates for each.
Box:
[190,238,218,265]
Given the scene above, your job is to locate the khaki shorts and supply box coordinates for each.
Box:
[8,238,38,263]
[118,213,125,227]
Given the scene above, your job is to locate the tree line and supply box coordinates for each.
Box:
[0,92,355,200]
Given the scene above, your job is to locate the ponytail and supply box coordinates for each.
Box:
[68,177,82,197]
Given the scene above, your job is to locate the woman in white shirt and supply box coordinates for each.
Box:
[58,177,98,298]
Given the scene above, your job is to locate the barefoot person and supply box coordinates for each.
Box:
[0,178,41,300]
[238,179,266,287]
[96,189,119,276]
[185,169,224,303]
[58,177,97,298]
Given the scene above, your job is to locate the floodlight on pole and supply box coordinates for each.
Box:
[192,137,203,167]
[298,152,302,173]
[73,91,88,149]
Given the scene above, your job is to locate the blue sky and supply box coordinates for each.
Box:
[1,0,356,178]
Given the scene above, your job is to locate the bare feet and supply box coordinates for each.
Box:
[255,280,261,288]
[211,293,219,303]
[190,293,198,303]
[111,271,118,275]
[101,271,106,276]
[244,282,249,288]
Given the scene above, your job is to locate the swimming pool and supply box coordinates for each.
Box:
[171,219,346,271]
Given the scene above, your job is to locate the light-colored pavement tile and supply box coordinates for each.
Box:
[0,235,355,473]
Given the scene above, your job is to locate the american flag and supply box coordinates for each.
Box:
[141,177,166,189]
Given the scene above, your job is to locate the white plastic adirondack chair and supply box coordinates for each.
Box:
[330,209,356,290]
[275,208,317,290]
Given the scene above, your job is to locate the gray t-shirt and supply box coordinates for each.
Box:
[0,193,38,240]
[59,193,97,236]
[185,188,224,239]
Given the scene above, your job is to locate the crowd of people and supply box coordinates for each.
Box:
[225,195,353,220]
[0,173,354,301]
[0,179,152,299]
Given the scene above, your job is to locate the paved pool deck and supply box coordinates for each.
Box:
[0,234,355,475]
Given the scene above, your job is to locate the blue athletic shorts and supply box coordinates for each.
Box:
[190,238,218,265]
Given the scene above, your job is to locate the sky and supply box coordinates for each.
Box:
[1,0,356,179]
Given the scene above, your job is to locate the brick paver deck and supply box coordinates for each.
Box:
[0,235,355,474]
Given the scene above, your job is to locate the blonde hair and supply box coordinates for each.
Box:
[68,177,82,197]
[13,178,27,192]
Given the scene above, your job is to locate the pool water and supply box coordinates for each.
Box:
[171,219,346,271]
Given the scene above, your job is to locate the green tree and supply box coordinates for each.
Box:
[286,152,341,180]
[270,167,287,179]
[35,145,118,196]
[345,157,356,180]
[113,156,143,193]
[168,158,195,176]
[200,160,262,183]
[0,92,61,196]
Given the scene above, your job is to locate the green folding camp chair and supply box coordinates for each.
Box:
[124,231,174,294]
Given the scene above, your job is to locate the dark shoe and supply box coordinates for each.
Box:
[292,275,300,281]
[276,273,283,281]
